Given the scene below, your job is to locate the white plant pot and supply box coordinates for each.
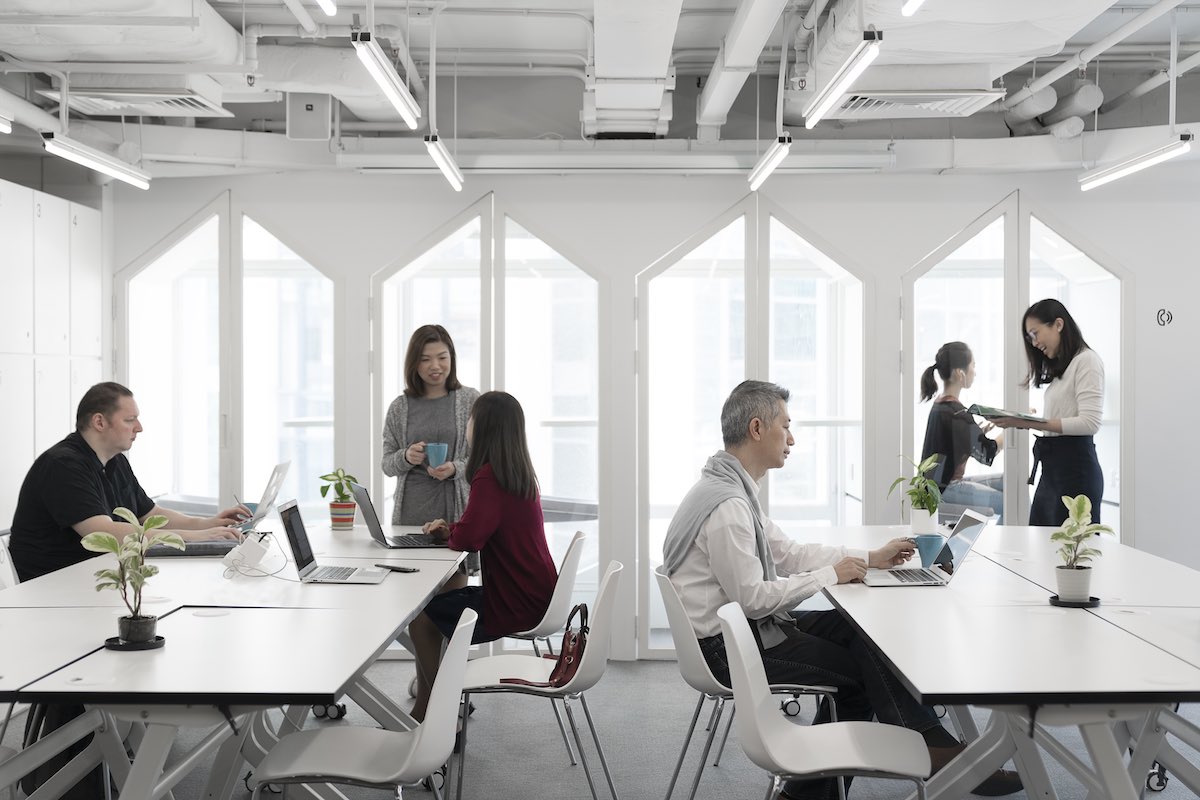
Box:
[1055,566,1093,602]
[910,508,937,535]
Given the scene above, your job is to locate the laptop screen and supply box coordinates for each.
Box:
[349,482,386,544]
[278,500,316,573]
[935,510,989,573]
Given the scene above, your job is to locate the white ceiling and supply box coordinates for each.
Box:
[1,0,1199,180]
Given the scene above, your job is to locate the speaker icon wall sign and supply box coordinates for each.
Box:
[1157,308,1173,326]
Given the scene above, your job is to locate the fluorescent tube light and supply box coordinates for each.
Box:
[41,133,150,190]
[424,134,464,191]
[1078,133,1193,191]
[804,29,883,129]
[314,0,337,15]
[0,114,11,134]
[748,133,792,191]
[351,31,421,129]
[900,0,927,16]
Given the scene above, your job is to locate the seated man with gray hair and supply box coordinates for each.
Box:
[663,380,1020,800]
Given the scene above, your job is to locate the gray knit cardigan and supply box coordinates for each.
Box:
[381,386,480,525]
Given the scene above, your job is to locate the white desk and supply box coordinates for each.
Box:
[976,525,1200,607]
[303,522,464,562]
[824,526,1200,800]
[0,607,130,698]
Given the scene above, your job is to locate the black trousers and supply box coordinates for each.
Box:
[1030,435,1103,526]
[700,610,941,800]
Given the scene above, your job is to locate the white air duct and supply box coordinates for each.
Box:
[1042,80,1103,126]
[1002,86,1057,126]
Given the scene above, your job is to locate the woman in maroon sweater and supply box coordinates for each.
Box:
[408,390,557,721]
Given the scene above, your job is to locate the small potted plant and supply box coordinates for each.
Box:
[888,454,942,534]
[1050,494,1114,603]
[320,467,358,530]
[81,507,184,645]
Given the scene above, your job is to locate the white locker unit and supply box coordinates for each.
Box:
[33,192,71,355]
[69,357,103,416]
[70,204,103,357]
[0,356,35,527]
[34,355,71,456]
[0,183,34,354]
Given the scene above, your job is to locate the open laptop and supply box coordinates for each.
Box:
[278,499,386,584]
[349,482,449,549]
[237,461,290,532]
[863,509,990,587]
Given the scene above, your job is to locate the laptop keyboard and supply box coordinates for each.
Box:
[311,565,356,581]
[390,533,441,547]
[891,568,942,583]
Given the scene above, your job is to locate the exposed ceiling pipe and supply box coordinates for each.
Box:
[1042,80,1103,126]
[1101,49,1200,113]
[0,84,61,133]
[696,0,791,127]
[280,0,318,35]
[1001,0,1187,109]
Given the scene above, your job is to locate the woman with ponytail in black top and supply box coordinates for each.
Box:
[919,342,1004,521]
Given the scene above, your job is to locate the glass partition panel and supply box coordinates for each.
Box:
[242,216,334,518]
[768,218,863,529]
[911,218,1006,521]
[1029,218,1121,516]
[127,216,220,502]
[646,218,745,649]
[504,219,599,615]
[380,219,482,522]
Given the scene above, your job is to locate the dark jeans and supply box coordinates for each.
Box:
[699,610,941,800]
[1030,435,1103,526]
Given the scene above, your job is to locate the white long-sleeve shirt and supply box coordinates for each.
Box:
[1043,348,1104,437]
[668,494,867,638]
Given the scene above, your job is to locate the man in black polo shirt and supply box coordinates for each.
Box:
[9,381,247,582]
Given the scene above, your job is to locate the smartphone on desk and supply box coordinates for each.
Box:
[375,563,419,573]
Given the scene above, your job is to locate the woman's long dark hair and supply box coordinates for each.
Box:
[1022,299,1089,388]
[465,391,539,501]
[920,342,972,402]
[403,324,462,397]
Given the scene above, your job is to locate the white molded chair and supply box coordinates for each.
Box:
[248,609,477,800]
[654,568,840,800]
[456,561,624,800]
[717,603,929,800]
[0,532,18,591]
[507,531,588,764]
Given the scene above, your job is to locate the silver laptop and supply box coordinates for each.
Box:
[278,500,386,584]
[349,482,449,549]
[863,509,990,587]
[238,461,290,532]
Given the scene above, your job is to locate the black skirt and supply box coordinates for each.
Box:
[1029,435,1103,525]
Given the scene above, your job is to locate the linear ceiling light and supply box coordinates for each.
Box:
[351,31,420,129]
[41,133,150,190]
[0,113,11,134]
[900,0,927,16]
[424,134,464,191]
[314,0,337,15]
[804,28,882,129]
[1078,133,1193,191]
[748,133,792,191]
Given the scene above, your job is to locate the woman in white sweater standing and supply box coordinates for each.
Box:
[993,299,1104,524]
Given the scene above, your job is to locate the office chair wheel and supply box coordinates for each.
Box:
[422,765,446,791]
[1147,763,1169,792]
[311,704,327,718]
[408,675,418,699]
[242,771,282,794]
[329,703,347,720]
[780,696,802,717]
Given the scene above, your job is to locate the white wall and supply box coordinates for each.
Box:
[105,165,1199,586]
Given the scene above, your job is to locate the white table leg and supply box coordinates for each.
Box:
[903,712,1018,800]
[1003,713,1058,800]
[344,675,417,731]
[118,722,176,800]
[1078,722,1140,800]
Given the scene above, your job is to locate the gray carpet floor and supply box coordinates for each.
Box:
[5,659,1199,799]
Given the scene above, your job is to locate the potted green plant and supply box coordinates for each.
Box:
[81,507,184,644]
[1051,494,1114,603]
[888,454,942,534]
[319,467,358,530]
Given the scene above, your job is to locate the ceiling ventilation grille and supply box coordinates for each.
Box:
[39,74,232,118]
[830,90,1005,120]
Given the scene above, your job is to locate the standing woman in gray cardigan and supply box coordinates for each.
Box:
[382,325,480,526]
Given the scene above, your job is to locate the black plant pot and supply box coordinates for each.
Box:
[118,614,158,644]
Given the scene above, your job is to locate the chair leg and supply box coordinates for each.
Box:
[686,697,724,800]
[454,692,470,800]
[663,694,705,800]
[763,775,781,800]
[579,694,619,800]
[704,696,721,732]
[914,777,927,800]
[550,698,577,766]
[562,697,602,800]
[713,704,734,767]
